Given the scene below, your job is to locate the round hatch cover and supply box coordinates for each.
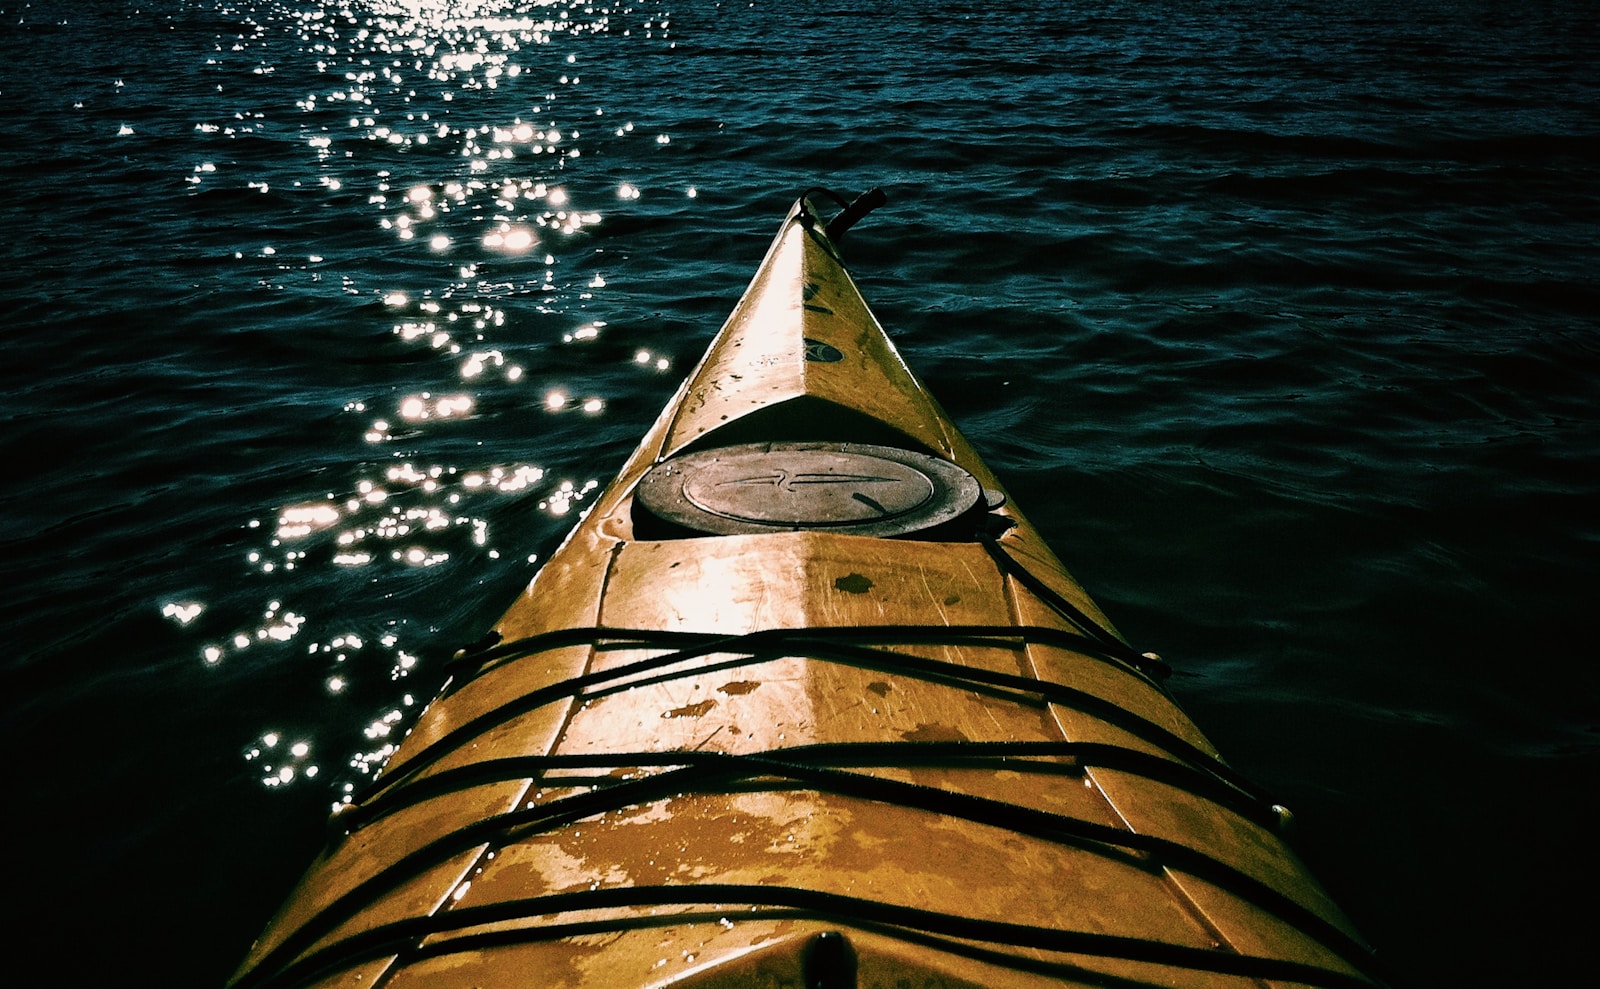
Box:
[636,442,983,537]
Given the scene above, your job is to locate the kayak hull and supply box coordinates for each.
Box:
[230,197,1377,989]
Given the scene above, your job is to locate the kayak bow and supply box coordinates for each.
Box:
[231,192,1380,989]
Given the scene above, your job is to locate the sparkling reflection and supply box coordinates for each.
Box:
[161,601,204,626]
[167,0,676,803]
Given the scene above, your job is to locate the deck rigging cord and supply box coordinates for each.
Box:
[240,746,1384,989]
[359,623,1244,820]
[234,623,1385,989]
[245,887,1383,989]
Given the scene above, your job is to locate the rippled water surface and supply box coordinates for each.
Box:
[2,0,1596,984]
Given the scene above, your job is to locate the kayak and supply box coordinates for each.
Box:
[230,191,1382,989]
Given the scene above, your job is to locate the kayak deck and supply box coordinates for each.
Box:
[230,194,1379,988]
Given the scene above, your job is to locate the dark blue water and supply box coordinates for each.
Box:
[2,0,1596,983]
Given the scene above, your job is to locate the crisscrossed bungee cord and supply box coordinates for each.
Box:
[237,729,1384,989]
[228,620,1385,989]
[358,622,1236,816]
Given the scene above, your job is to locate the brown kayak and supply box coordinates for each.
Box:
[229,191,1381,989]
